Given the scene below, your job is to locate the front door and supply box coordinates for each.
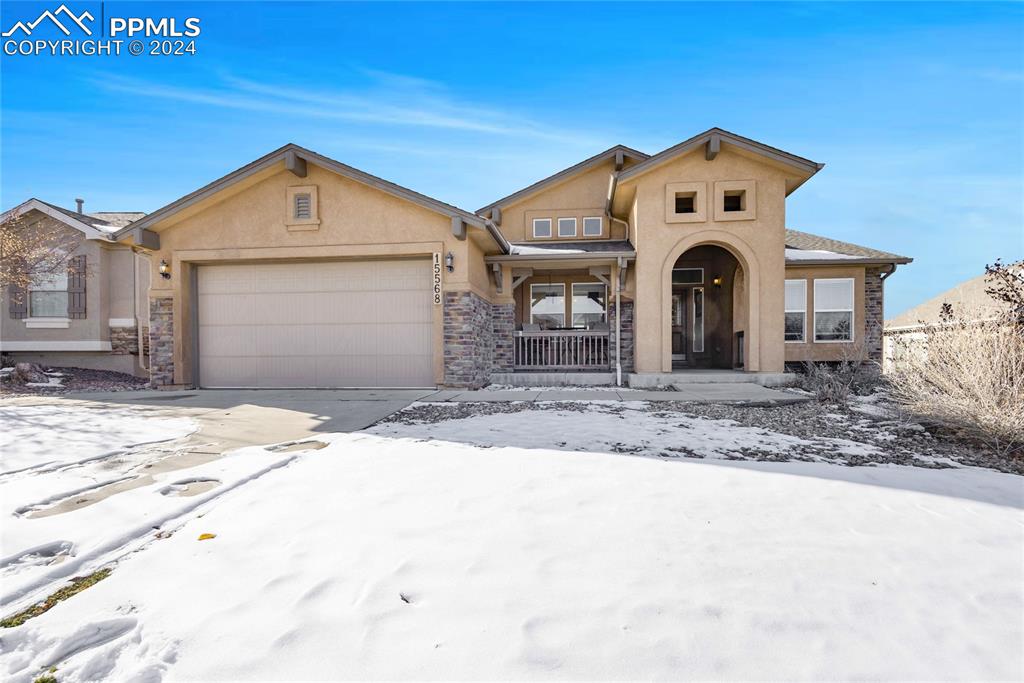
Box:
[671,288,687,363]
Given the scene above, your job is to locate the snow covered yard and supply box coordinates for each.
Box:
[1,399,1022,681]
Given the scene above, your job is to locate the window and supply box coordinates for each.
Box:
[693,287,705,353]
[723,190,745,212]
[571,283,607,328]
[814,278,855,342]
[582,216,603,237]
[785,279,807,342]
[530,283,564,328]
[532,218,552,238]
[557,217,577,238]
[294,193,312,219]
[675,192,696,214]
[672,268,703,285]
[29,271,68,318]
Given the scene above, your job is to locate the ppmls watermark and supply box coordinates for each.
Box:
[2,3,201,57]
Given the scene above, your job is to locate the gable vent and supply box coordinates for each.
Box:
[294,193,312,219]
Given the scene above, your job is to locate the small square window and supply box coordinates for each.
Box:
[723,190,745,212]
[675,193,696,214]
[557,217,577,238]
[582,216,602,236]
[533,218,552,238]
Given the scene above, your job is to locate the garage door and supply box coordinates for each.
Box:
[197,260,434,388]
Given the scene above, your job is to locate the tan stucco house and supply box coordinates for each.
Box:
[59,127,909,389]
[1,199,150,376]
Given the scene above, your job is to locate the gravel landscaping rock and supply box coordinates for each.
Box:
[381,397,1022,476]
[0,366,148,396]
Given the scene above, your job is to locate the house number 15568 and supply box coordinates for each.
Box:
[432,253,442,305]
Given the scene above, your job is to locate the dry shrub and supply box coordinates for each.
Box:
[801,360,876,404]
[887,317,1024,456]
[887,259,1024,458]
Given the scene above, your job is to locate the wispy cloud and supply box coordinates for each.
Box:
[89,68,601,145]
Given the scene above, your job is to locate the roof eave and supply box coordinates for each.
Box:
[785,257,913,267]
[477,145,649,214]
[114,144,507,253]
[618,128,822,184]
[485,250,637,263]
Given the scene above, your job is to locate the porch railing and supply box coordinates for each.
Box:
[513,330,610,370]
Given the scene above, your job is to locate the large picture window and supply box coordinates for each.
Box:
[530,284,565,329]
[814,278,854,342]
[29,271,68,318]
[571,283,607,328]
[784,279,807,342]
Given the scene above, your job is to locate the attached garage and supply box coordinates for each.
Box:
[197,259,434,388]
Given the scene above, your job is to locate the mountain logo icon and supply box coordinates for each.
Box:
[2,4,94,37]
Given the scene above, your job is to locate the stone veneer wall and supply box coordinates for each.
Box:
[492,303,515,373]
[864,267,885,363]
[608,299,635,373]
[444,291,494,388]
[149,297,174,387]
[109,325,139,355]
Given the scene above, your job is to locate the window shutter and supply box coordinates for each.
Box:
[67,255,87,319]
[8,283,28,319]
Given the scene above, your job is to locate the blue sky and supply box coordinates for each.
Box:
[2,1,1021,316]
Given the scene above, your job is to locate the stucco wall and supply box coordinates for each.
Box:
[620,146,792,373]
[495,159,627,243]
[783,265,869,363]
[144,163,495,387]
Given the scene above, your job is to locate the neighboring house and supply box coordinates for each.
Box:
[0,199,150,376]
[112,127,911,389]
[883,270,1009,372]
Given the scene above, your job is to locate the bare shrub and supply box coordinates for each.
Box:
[799,326,881,404]
[887,261,1024,457]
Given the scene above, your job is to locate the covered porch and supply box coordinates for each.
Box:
[486,242,635,378]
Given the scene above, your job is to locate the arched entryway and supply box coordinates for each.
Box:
[669,245,743,369]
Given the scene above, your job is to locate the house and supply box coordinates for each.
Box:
[0,199,150,376]
[109,127,911,389]
[883,269,1011,372]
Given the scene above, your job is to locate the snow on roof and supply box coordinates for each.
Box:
[510,244,588,255]
[785,248,860,262]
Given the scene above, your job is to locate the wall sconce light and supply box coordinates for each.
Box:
[159,259,171,280]
[445,251,454,273]
[712,276,722,288]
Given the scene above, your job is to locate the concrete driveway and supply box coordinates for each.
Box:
[55,388,436,454]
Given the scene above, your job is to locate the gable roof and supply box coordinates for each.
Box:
[88,211,146,228]
[1,198,125,240]
[115,143,508,251]
[477,144,649,214]
[785,228,912,265]
[617,128,824,188]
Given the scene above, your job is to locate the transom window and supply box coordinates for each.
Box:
[532,218,552,238]
[571,283,607,328]
[814,278,854,342]
[671,268,703,285]
[557,217,577,238]
[784,279,807,342]
[29,271,68,318]
[582,216,603,237]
